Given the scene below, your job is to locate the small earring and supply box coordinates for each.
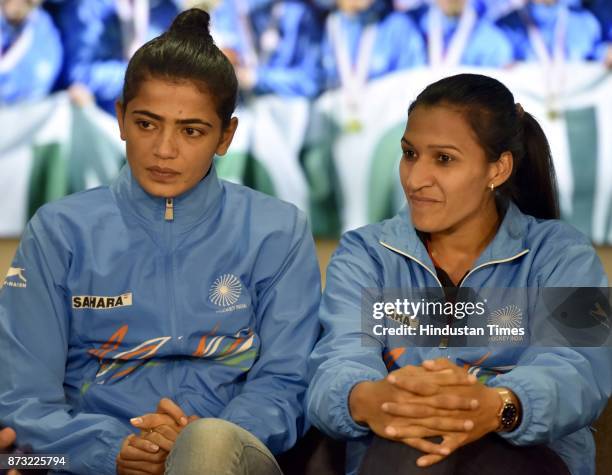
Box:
[489,183,495,191]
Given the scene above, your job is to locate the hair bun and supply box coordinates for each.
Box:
[168,8,212,39]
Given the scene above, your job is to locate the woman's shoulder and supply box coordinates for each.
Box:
[521,215,605,285]
[333,214,408,264]
[32,186,114,227]
[220,180,307,233]
[523,215,594,251]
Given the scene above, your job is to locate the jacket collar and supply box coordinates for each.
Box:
[379,200,530,275]
[110,164,223,231]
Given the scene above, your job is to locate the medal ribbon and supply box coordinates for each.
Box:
[520,5,568,115]
[328,12,377,117]
[428,4,477,68]
[0,15,34,74]
[235,0,283,69]
[116,0,150,59]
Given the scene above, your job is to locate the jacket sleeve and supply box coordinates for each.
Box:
[487,241,612,446]
[253,4,322,97]
[218,210,321,454]
[58,0,127,102]
[391,14,427,71]
[306,232,387,440]
[0,209,131,475]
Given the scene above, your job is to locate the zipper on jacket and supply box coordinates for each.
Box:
[379,241,444,288]
[379,241,530,349]
[458,250,530,288]
[163,199,178,396]
[165,198,174,221]
[380,241,446,348]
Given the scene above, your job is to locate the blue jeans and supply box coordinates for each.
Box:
[165,418,283,475]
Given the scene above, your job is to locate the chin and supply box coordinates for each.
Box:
[140,181,179,198]
[410,214,444,234]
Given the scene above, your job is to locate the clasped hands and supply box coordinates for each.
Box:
[349,358,503,467]
[116,398,198,475]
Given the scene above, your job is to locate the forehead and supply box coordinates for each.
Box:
[127,77,219,121]
[404,104,478,147]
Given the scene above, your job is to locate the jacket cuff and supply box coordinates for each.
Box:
[99,428,131,475]
[333,368,384,438]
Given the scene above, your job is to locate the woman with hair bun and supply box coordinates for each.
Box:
[306,73,611,475]
[0,9,321,475]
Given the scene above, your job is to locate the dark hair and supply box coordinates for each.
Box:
[121,8,238,128]
[408,73,560,220]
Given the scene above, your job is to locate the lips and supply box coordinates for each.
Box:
[146,166,180,182]
[148,166,179,175]
[409,195,441,204]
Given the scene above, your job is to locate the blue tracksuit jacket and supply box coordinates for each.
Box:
[307,201,611,475]
[0,8,63,105]
[0,165,321,474]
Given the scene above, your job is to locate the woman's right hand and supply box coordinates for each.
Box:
[348,364,479,451]
[116,434,166,475]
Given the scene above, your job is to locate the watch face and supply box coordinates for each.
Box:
[501,403,517,428]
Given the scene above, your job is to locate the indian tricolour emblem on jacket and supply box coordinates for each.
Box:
[209,274,242,307]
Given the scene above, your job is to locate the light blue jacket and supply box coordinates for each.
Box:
[212,0,322,97]
[55,0,181,113]
[320,2,426,89]
[306,201,611,475]
[0,8,63,105]
[411,3,513,67]
[588,0,612,62]
[0,165,321,474]
[496,3,602,62]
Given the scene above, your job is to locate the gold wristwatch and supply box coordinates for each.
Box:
[494,387,521,432]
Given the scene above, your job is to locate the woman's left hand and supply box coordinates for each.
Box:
[383,358,502,467]
[130,398,199,452]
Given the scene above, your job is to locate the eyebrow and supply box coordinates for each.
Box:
[401,138,462,153]
[132,110,213,128]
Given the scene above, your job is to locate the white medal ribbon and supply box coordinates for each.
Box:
[520,5,568,116]
[258,3,282,65]
[235,0,282,69]
[116,0,150,59]
[0,18,35,74]
[328,12,377,122]
[428,4,477,69]
[235,0,260,68]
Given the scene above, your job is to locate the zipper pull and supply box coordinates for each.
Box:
[165,198,174,221]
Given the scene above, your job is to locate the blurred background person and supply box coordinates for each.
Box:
[409,0,514,68]
[475,0,523,21]
[211,0,322,98]
[320,0,425,131]
[496,0,602,63]
[54,0,185,114]
[587,0,612,68]
[0,0,63,105]
[391,0,426,11]
[320,0,426,88]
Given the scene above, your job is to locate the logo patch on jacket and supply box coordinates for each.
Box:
[209,274,242,307]
[72,292,133,310]
[2,267,27,288]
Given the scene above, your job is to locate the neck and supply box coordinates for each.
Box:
[428,200,500,264]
